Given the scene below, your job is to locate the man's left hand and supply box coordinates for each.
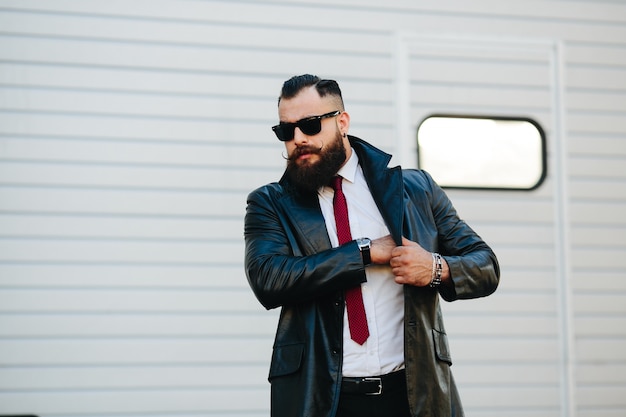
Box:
[390,237,450,287]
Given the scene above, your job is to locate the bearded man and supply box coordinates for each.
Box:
[244,74,500,417]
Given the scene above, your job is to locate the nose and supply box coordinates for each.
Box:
[292,126,309,145]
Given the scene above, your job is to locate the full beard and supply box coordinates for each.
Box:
[285,131,347,193]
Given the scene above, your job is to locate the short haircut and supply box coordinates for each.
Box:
[278,74,345,110]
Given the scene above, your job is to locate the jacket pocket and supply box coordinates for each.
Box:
[432,328,452,365]
[268,343,304,381]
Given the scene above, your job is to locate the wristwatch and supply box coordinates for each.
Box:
[356,237,372,266]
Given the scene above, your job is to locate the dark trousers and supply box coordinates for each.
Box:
[335,370,411,417]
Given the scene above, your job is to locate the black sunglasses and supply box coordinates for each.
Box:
[272,110,341,142]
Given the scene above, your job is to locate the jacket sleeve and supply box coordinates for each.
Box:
[244,184,366,310]
[411,171,500,301]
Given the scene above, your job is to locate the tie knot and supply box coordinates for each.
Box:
[331,175,343,191]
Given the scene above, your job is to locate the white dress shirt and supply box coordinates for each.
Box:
[318,149,405,377]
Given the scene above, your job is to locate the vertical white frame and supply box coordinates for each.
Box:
[393,32,575,417]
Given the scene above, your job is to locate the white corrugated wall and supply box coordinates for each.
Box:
[0,1,624,416]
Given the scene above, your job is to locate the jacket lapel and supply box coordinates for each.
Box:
[277,190,332,256]
[366,166,404,245]
[351,138,405,245]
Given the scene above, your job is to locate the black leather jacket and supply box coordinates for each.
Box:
[244,136,500,417]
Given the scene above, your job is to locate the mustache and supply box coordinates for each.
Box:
[283,144,324,161]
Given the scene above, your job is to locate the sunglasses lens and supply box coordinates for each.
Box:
[298,118,322,136]
[273,124,294,142]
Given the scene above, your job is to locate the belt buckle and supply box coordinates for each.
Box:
[364,377,382,395]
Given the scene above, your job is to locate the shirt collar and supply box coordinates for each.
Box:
[336,147,359,184]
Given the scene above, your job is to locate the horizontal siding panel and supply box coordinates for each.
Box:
[474,246,555,269]
[571,201,626,226]
[0,264,249,288]
[567,44,626,68]
[571,226,626,247]
[4,0,626,24]
[0,36,391,80]
[577,386,626,407]
[576,338,626,362]
[0,214,243,241]
[569,158,626,180]
[442,292,557,314]
[568,90,626,113]
[568,113,626,136]
[0,239,243,264]
[445,315,558,336]
[0,388,269,414]
[0,62,395,107]
[0,288,259,313]
[569,135,626,157]
[450,338,559,362]
[578,364,626,384]
[411,84,551,109]
[0,338,273,365]
[0,265,250,290]
[0,113,277,145]
[0,188,247,217]
[447,199,555,223]
[454,363,559,384]
[460,385,559,408]
[572,271,626,292]
[573,294,626,314]
[568,67,626,91]
[0,161,279,193]
[473,224,554,246]
[0,87,279,124]
[578,411,626,417]
[409,59,551,89]
[0,9,390,55]
[0,364,269,390]
[571,248,626,269]
[279,0,626,24]
[0,136,286,171]
[0,62,280,98]
[492,269,557,291]
[575,317,626,337]
[570,180,626,201]
[0,313,277,337]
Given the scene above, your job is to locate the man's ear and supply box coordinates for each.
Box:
[338,111,350,133]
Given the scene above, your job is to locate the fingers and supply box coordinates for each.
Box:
[370,236,432,287]
[390,237,432,286]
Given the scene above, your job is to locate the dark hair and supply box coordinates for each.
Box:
[278,74,344,110]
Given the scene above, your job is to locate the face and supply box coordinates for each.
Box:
[278,86,351,192]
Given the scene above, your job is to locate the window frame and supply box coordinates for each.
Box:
[416,113,548,191]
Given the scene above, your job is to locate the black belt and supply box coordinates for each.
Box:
[341,369,405,396]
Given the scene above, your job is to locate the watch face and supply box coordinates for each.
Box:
[358,238,371,248]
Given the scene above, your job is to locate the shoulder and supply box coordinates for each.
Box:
[246,182,286,205]
[402,169,438,193]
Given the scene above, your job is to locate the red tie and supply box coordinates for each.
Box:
[331,176,369,345]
